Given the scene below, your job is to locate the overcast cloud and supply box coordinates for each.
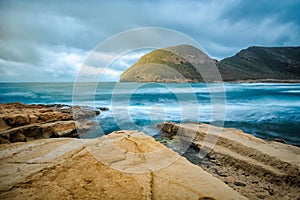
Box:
[0,0,299,82]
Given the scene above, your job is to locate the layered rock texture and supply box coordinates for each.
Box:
[0,103,100,143]
[120,45,300,82]
[0,130,247,200]
[158,122,300,199]
[0,103,299,199]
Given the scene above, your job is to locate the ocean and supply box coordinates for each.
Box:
[0,82,299,146]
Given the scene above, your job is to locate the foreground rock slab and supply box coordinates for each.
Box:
[159,122,300,200]
[0,131,247,200]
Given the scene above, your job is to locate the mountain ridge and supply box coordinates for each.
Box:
[120,45,300,82]
[218,46,300,81]
[120,45,211,82]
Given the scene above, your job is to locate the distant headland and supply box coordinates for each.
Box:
[120,45,300,83]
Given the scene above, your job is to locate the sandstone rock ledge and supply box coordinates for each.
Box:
[0,130,247,200]
[0,103,100,143]
[158,122,300,200]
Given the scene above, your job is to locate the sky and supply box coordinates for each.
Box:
[0,0,299,82]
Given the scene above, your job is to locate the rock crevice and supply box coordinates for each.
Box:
[158,122,300,199]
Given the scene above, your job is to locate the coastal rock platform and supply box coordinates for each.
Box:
[0,103,100,143]
[0,130,246,200]
[0,103,299,199]
[159,122,300,199]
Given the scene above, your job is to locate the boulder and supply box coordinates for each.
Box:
[98,107,109,111]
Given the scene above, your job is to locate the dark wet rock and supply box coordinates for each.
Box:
[98,107,109,111]
[257,194,265,199]
[234,182,246,187]
[270,138,287,144]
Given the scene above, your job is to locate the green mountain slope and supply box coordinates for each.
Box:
[120,45,219,82]
[120,45,300,82]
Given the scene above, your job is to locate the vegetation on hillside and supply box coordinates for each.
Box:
[120,45,206,82]
[120,45,300,82]
[218,46,300,81]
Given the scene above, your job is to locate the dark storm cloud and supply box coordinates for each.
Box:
[215,0,300,48]
[220,0,300,24]
[0,0,299,81]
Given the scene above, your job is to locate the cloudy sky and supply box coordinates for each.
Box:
[0,0,299,82]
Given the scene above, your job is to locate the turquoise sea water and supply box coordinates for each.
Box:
[0,82,299,146]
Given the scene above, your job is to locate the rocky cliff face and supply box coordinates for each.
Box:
[0,103,100,143]
[120,45,300,82]
[0,130,246,200]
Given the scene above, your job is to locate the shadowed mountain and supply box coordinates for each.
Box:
[218,46,300,81]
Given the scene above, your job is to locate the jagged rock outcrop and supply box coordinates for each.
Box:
[158,122,300,199]
[0,102,100,143]
[0,131,247,200]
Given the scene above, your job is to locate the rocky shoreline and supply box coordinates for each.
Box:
[0,131,247,200]
[157,122,300,199]
[0,102,100,143]
[226,79,300,83]
[0,103,299,199]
